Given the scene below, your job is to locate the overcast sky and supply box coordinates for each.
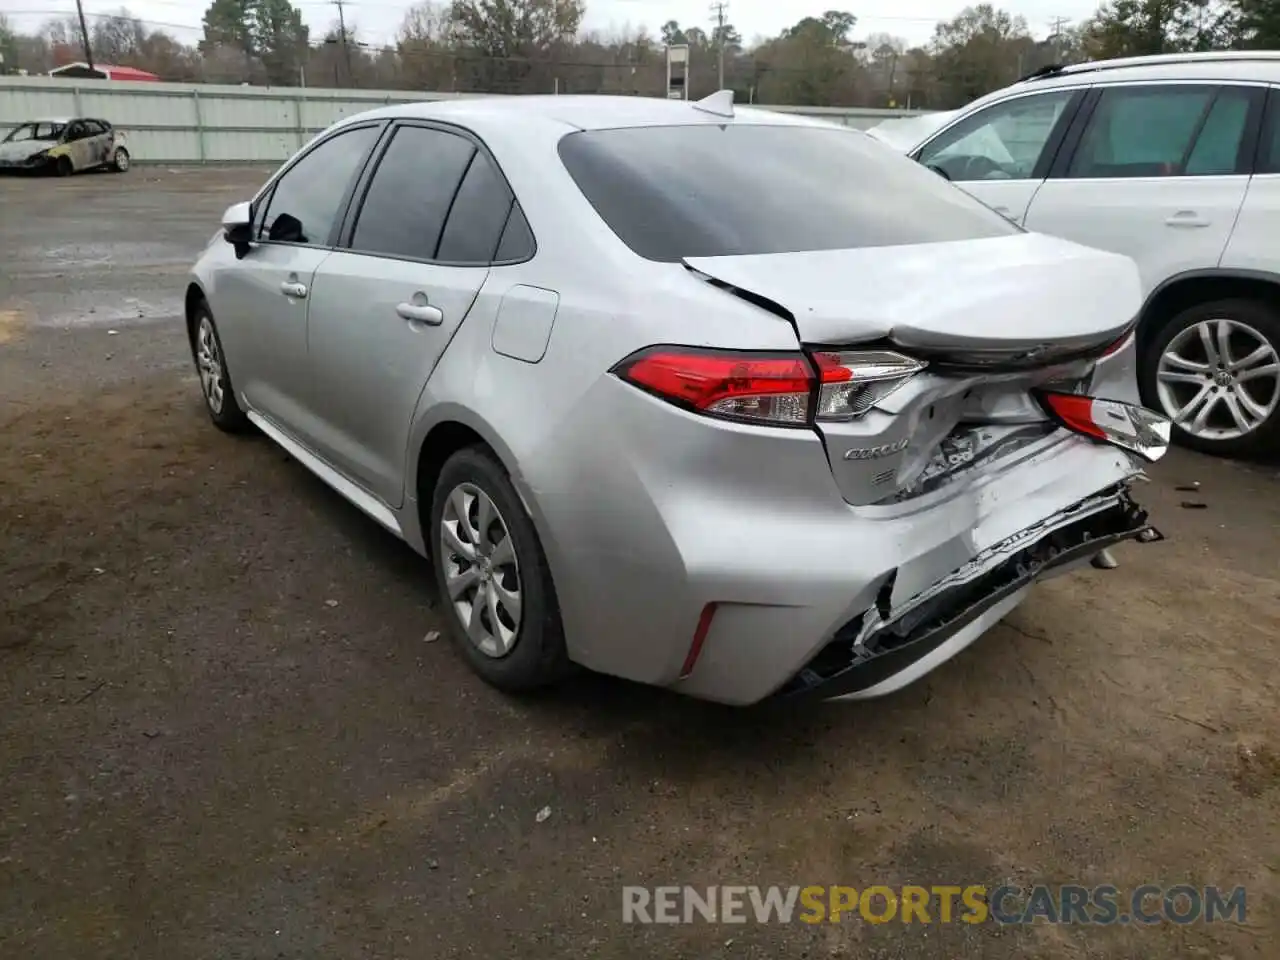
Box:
[1,0,1103,51]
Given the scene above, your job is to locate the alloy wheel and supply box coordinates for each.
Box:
[1155,317,1280,441]
[440,483,523,658]
[196,316,225,414]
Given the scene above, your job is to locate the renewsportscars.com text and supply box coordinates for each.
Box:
[622,884,1247,926]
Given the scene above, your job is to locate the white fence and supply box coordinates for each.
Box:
[0,76,926,165]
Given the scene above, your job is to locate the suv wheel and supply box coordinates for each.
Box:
[1140,298,1280,456]
[429,447,570,692]
[112,147,130,172]
[192,300,249,432]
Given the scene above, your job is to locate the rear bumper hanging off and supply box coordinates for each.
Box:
[776,486,1162,701]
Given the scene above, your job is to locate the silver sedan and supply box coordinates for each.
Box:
[185,92,1170,705]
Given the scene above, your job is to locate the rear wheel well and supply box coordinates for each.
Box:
[1139,274,1280,354]
[415,422,488,552]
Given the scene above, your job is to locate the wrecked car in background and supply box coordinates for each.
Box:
[0,117,131,176]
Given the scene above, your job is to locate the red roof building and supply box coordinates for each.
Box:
[48,63,162,82]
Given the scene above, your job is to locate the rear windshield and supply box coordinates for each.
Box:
[557,123,1020,262]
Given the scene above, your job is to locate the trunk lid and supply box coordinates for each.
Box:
[683,233,1144,506]
[683,232,1140,355]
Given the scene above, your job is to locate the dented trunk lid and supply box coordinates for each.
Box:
[684,232,1144,505]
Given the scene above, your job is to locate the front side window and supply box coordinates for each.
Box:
[349,126,476,262]
[558,123,1018,264]
[1067,85,1248,179]
[918,90,1076,181]
[259,124,379,246]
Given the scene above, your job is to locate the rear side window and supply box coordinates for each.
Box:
[1067,85,1251,178]
[435,151,516,263]
[350,126,476,261]
[558,124,1018,263]
[1260,92,1280,174]
[495,205,535,261]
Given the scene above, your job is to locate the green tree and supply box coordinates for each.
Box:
[0,14,18,74]
[930,5,1032,106]
[1231,0,1280,46]
[201,0,257,57]
[660,19,686,45]
[255,0,309,84]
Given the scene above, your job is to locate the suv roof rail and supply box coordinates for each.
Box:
[1023,50,1280,82]
[1019,63,1067,82]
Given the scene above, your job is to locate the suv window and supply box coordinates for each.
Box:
[350,126,476,261]
[435,151,517,263]
[259,125,379,245]
[1260,92,1280,174]
[82,120,107,136]
[558,124,1018,263]
[917,90,1075,181]
[1067,85,1249,178]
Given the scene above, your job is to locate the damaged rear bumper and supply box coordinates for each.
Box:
[775,484,1162,701]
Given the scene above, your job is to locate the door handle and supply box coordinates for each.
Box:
[396,302,444,326]
[280,281,308,298]
[1165,211,1210,228]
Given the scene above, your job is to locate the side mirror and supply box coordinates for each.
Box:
[221,201,254,258]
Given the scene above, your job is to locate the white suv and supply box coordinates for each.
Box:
[887,52,1280,457]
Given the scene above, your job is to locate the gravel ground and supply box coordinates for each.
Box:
[1,167,1279,959]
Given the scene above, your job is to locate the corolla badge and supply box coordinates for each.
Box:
[843,438,909,461]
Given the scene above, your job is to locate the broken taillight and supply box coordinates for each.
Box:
[612,346,926,428]
[1036,391,1171,462]
[811,350,926,421]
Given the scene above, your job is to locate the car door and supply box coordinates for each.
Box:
[1220,86,1280,275]
[61,121,93,170]
[1023,83,1263,297]
[81,120,112,167]
[305,122,519,507]
[913,87,1084,223]
[212,122,382,438]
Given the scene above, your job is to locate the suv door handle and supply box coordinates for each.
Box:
[280,281,308,298]
[396,302,444,326]
[1165,211,1210,228]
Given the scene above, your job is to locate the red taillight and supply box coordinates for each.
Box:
[1037,391,1171,462]
[1101,330,1135,358]
[613,345,927,427]
[613,346,816,426]
[1039,392,1107,439]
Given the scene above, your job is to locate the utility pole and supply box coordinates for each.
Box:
[709,1,728,90]
[74,0,95,72]
[332,0,354,85]
[1047,17,1070,62]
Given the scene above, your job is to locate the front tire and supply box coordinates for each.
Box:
[191,300,249,433]
[1140,298,1280,457]
[55,156,73,177]
[429,448,570,692]
[111,148,130,173]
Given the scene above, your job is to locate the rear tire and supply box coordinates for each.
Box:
[55,156,73,177]
[429,447,570,693]
[1139,298,1280,457]
[191,300,249,433]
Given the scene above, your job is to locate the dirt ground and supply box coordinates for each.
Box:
[2,167,1279,959]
